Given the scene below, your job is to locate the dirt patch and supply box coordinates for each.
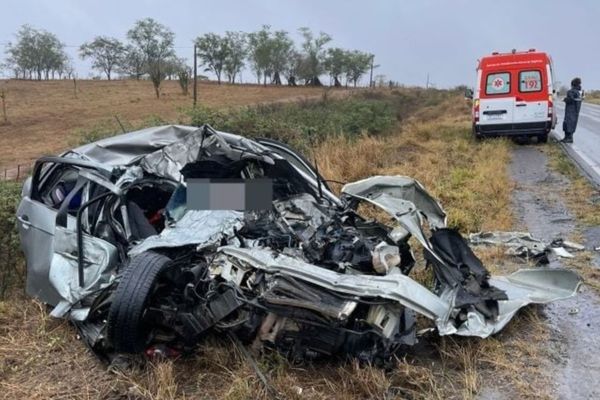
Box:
[508,144,600,399]
[0,80,328,169]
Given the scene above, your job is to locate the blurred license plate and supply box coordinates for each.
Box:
[487,114,504,120]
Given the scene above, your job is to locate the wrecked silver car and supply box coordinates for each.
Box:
[17,125,581,363]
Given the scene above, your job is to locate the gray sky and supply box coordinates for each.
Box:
[1,0,599,88]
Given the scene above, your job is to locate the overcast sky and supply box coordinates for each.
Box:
[1,0,599,88]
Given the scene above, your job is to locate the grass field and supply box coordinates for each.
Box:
[0,82,595,399]
[0,79,327,169]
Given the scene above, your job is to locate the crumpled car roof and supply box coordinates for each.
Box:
[71,125,203,166]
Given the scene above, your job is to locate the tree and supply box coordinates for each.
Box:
[324,48,348,87]
[127,18,175,98]
[119,46,145,80]
[222,31,246,84]
[195,33,228,84]
[298,27,331,86]
[4,25,67,80]
[247,26,272,85]
[163,57,190,95]
[56,54,73,79]
[345,51,373,87]
[247,26,294,86]
[269,30,293,85]
[79,36,125,80]
[284,49,303,86]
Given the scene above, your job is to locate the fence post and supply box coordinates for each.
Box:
[16,165,20,181]
[0,89,7,124]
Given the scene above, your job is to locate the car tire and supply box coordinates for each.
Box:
[538,133,548,143]
[107,251,171,353]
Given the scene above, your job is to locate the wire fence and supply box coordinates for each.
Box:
[0,163,32,182]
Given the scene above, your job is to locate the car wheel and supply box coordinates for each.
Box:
[538,134,548,143]
[107,251,171,353]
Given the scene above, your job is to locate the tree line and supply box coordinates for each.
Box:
[1,19,376,98]
[2,25,73,80]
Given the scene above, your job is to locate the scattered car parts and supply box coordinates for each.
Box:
[469,231,585,261]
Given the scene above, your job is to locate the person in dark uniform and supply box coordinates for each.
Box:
[561,77,584,143]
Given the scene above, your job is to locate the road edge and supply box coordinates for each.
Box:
[550,130,600,188]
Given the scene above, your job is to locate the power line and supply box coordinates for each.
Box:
[0,41,193,49]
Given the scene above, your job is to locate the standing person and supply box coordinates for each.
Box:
[561,77,584,143]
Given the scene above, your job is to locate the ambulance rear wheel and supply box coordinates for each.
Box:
[537,133,548,143]
[472,125,482,141]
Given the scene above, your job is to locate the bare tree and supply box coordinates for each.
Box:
[79,36,125,80]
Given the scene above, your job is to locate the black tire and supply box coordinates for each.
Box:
[107,251,171,353]
[538,133,548,143]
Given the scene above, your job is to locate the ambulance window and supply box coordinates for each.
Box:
[485,72,510,95]
[519,70,542,92]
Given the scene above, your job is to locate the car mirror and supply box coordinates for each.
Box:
[464,88,474,99]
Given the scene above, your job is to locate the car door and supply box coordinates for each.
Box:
[513,69,548,124]
[17,157,102,305]
[479,71,514,127]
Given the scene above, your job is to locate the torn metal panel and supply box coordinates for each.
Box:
[139,127,274,182]
[49,226,117,318]
[216,246,581,338]
[461,268,583,337]
[216,246,451,322]
[341,175,447,229]
[129,209,244,256]
[72,125,200,165]
[341,175,448,267]
[339,176,582,338]
[217,245,581,338]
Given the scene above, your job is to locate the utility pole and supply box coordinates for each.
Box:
[193,44,198,107]
[426,73,430,89]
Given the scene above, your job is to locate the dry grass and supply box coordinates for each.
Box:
[317,94,513,233]
[544,145,600,226]
[0,79,328,169]
[543,144,600,292]
[0,89,557,399]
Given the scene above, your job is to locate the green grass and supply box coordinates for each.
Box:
[0,181,24,299]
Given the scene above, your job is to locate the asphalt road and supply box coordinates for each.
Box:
[553,100,600,186]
